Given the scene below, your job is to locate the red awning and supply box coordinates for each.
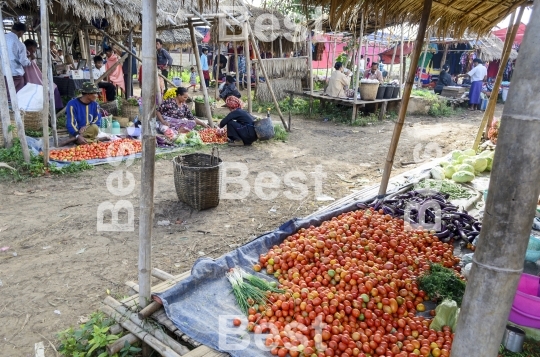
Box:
[378,43,414,64]
[492,23,526,45]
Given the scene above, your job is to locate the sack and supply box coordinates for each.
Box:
[17,83,43,112]
[430,300,460,332]
[345,89,355,98]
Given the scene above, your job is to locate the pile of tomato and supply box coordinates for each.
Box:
[252,208,459,357]
[49,139,142,162]
[199,128,228,144]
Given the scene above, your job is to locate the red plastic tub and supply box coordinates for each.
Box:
[509,273,540,328]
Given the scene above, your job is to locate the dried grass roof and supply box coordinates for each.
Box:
[307,0,532,37]
[133,28,201,47]
[433,33,518,62]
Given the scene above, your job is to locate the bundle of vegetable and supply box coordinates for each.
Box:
[364,190,482,244]
[416,179,473,200]
[440,149,495,183]
[199,128,228,144]
[226,267,283,315]
[417,264,466,306]
[186,131,203,146]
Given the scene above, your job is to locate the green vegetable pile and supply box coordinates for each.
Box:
[417,264,466,306]
[499,339,540,357]
[416,179,473,200]
[435,149,495,184]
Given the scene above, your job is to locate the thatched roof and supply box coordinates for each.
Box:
[431,34,518,62]
[133,28,202,48]
[306,0,532,38]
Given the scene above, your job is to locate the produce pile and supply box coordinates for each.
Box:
[199,128,228,144]
[241,208,459,357]
[432,149,494,183]
[49,139,142,162]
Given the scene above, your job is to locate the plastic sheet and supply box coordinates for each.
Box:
[156,201,360,357]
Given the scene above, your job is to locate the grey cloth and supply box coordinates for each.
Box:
[157,48,173,66]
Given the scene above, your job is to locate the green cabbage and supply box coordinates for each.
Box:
[462,158,476,167]
[430,167,445,180]
[452,171,475,183]
[456,164,475,173]
[440,161,450,168]
[453,155,469,165]
[485,157,493,171]
[444,165,457,179]
[186,131,203,146]
[463,149,476,156]
[451,150,463,160]
[473,157,487,172]
[479,150,495,159]
[174,134,187,145]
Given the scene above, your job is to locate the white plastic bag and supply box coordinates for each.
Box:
[16,83,43,112]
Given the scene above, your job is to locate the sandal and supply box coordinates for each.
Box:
[228,140,244,146]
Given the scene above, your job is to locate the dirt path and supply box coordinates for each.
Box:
[0,107,489,356]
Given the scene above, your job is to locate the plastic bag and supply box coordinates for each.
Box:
[17,83,43,111]
[526,235,540,262]
[430,300,460,332]
[462,263,472,279]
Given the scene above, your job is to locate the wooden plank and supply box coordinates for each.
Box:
[152,268,175,281]
[181,346,228,357]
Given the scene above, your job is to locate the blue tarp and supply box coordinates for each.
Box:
[156,200,363,357]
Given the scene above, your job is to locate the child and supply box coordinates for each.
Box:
[188,67,198,92]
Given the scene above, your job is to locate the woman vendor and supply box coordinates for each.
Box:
[217,96,257,146]
[325,62,351,97]
[458,58,487,111]
[104,47,125,94]
[156,87,209,133]
[434,64,453,95]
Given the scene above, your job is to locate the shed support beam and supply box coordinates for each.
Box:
[188,20,213,125]
[450,3,540,356]
[378,0,432,195]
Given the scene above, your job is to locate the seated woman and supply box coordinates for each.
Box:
[219,75,241,101]
[217,96,257,146]
[156,87,209,133]
[104,47,125,95]
[325,62,351,97]
[434,64,452,94]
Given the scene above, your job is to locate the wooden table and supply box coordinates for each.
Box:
[284,90,402,126]
[53,76,86,97]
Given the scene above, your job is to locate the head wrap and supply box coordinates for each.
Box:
[225,96,244,110]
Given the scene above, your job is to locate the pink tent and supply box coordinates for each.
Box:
[493,23,526,45]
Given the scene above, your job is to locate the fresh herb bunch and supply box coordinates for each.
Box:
[416,179,473,200]
[226,267,283,314]
[417,264,466,306]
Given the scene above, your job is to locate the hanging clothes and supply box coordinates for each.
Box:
[487,60,499,78]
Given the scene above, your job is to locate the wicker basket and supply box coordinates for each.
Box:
[0,119,19,148]
[254,117,275,140]
[100,100,119,116]
[115,117,130,128]
[173,148,222,210]
[122,105,140,121]
[21,111,43,130]
[359,82,380,101]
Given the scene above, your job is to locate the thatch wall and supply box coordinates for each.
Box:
[252,57,308,79]
[256,78,302,102]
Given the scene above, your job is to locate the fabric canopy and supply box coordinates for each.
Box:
[493,23,526,45]
[378,43,414,64]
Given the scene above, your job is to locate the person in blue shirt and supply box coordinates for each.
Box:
[66,82,102,145]
[200,48,210,88]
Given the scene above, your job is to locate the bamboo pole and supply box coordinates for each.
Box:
[214,38,220,101]
[107,333,139,355]
[389,41,398,79]
[138,0,158,310]
[109,324,124,335]
[451,5,540,355]
[85,28,94,83]
[0,11,30,161]
[352,14,365,123]
[188,20,213,125]
[472,7,523,150]
[378,0,433,195]
[244,22,252,113]
[233,41,240,89]
[400,25,405,95]
[46,24,58,147]
[0,59,11,147]
[151,268,174,281]
[308,33,314,95]
[441,43,449,67]
[247,23,288,130]
[103,296,190,355]
[279,36,283,58]
[324,36,331,82]
[127,32,133,98]
[417,32,429,88]
[138,301,162,320]
[126,280,140,292]
[100,305,181,357]
[39,0,50,164]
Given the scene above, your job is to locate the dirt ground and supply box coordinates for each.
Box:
[0,106,495,356]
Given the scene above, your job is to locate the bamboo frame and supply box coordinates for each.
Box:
[85,28,94,83]
[379,0,433,196]
[188,19,213,124]
[233,41,240,88]
[244,22,252,113]
[352,14,365,123]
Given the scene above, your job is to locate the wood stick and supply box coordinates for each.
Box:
[352,14,365,123]
[127,32,133,98]
[39,0,50,166]
[103,296,190,355]
[109,324,124,335]
[214,38,220,102]
[125,281,140,292]
[0,12,30,161]
[472,7,523,150]
[247,23,288,130]
[189,20,213,125]
[233,42,240,88]
[137,301,162,320]
[244,23,252,113]
[85,28,94,83]
[151,309,179,333]
[151,268,174,281]
[400,25,405,95]
[378,0,433,196]
[0,35,12,148]
[100,305,181,357]
[107,333,139,355]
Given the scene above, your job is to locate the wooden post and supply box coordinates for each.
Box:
[214,38,220,102]
[233,41,240,88]
[244,22,252,113]
[127,32,133,98]
[389,41,398,79]
[324,36,331,82]
[441,43,449,67]
[247,24,288,130]
[378,0,433,195]
[0,11,30,161]
[188,20,213,125]
[45,21,58,147]
[472,7,523,150]
[308,33,314,95]
[84,28,94,83]
[279,35,283,58]
[0,48,12,148]
[138,0,158,309]
[400,25,405,95]
[39,0,50,164]
[417,32,429,88]
[352,14,365,123]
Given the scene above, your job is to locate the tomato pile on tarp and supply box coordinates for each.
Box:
[49,139,142,162]
[199,128,228,144]
[246,208,459,357]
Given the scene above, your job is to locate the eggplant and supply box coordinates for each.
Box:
[434,229,450,238]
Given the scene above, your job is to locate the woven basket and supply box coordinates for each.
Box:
[100,100,119,116]
[173,148,222,210]
[359,82,380,101]
[0,119,19,148]
[254,117,275,140]
[21,111,43,130]
[115,117,130,128]
[123,105,139,121]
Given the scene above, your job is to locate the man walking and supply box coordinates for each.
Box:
[200,47,210,88]
[156,39,173,90]
[5,23,33,93]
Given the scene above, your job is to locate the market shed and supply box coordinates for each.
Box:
[133,28,202,49]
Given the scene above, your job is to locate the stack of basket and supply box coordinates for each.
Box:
[10,110,41,130]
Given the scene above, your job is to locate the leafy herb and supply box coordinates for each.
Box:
[498,339,540,357]
[417,264,466,306]
[416,179,473,200]
[273,124,288,141]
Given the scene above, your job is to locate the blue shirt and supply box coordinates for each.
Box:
[66,98,102,136]
[201,53,209,71]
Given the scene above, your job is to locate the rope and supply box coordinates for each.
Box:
[472,256,523,274]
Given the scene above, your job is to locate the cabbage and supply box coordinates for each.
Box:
[186,131,203,146]
[453,155,469,165]
[451,150,463,160]
[456,164,475,173]
[444,165,457,179]
[485,157,493,171]
[462,158,476,167]
[440,161,450,168]
[473,157,487,172]
[452,171,475,183]
[430,167,445,180]
[175,134,187,145]
[463,149,476,156]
